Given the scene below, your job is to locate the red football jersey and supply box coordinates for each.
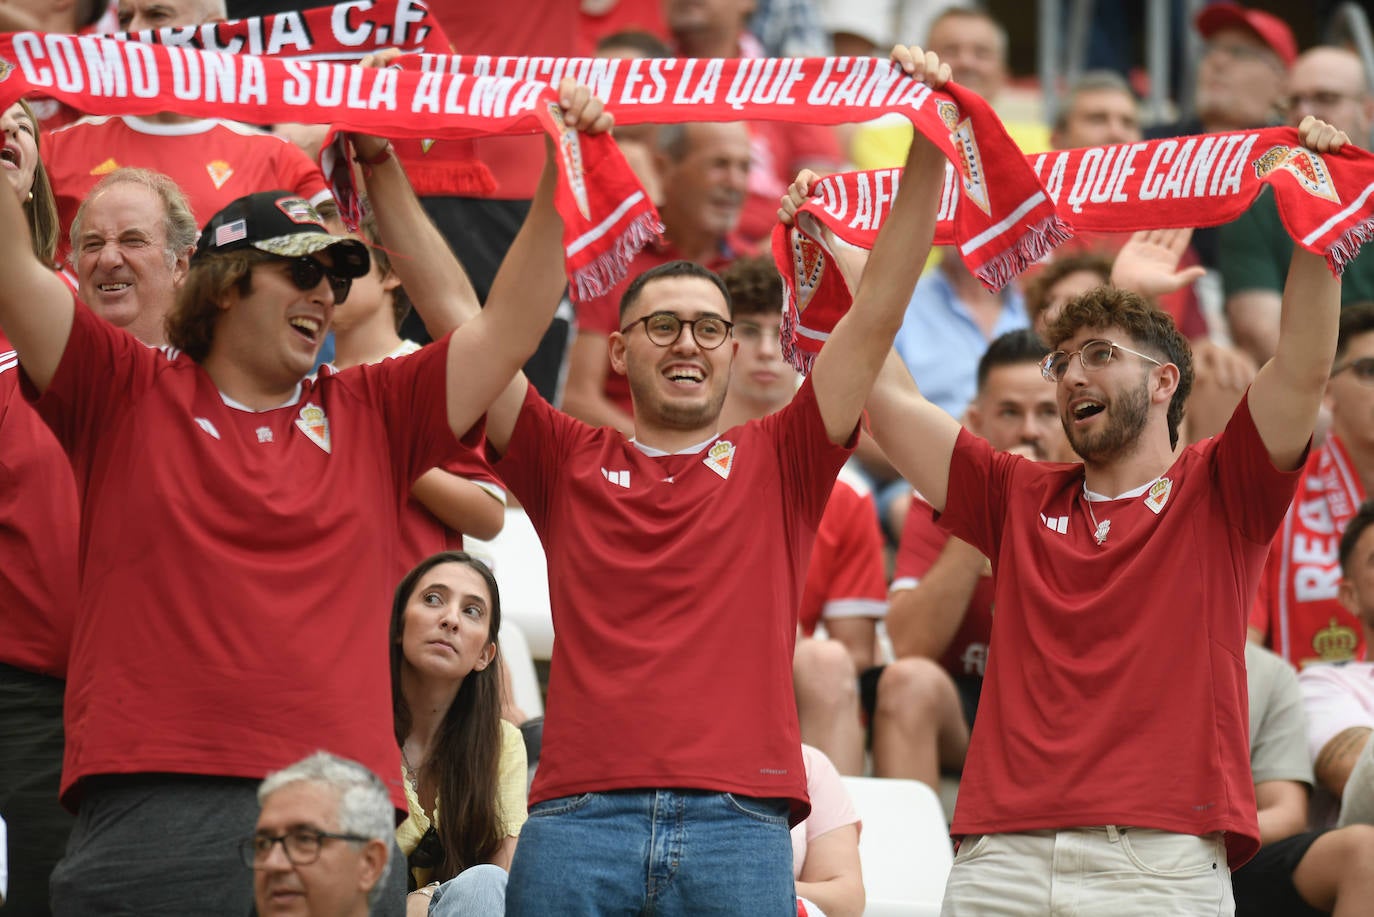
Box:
[494,378,853,821]
[395,447,506,581]
[938,394,1302,868]
[798,470,887,636]
[29,304,468,809]
[43,116,331,262]
[0,333,79,678]
[322,346,507,581]
[892,495,994,680]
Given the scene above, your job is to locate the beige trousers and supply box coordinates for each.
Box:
[940,826,1235,916]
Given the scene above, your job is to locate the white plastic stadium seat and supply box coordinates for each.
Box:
[840,776,952,917]
[498,620,543,719]
[466,508,555,661]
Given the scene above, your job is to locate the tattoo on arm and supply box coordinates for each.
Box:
[1314,726,1373,797]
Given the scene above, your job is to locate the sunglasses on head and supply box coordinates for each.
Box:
[277,256,352,302]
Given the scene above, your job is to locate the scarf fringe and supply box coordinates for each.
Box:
[780,287,818,375]
[972,215,1075,291]
[1326,215,1374,276]
[569,212,663,302]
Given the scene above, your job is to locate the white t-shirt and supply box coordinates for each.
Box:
[1299,662,1374,762]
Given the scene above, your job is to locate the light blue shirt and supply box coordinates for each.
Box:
[892,269,1028,420]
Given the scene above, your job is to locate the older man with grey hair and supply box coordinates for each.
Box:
[248,752,394,917]
[69,168,198,346]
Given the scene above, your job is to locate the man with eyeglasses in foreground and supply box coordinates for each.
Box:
[480,46,951,917]
[247,752,393,917]
[849,113,1349,915]
[0,84,611,914]
[1249,303,1374,671]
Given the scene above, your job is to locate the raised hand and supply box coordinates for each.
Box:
[889,45,953,90]
[554,77,614,135]
[1110,228,1207,299]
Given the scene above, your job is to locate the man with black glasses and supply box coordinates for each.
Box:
[1250,303,1374,669]
[855,113,1350,915]
[485,47,952,917]
[0,88,610,914]
[247,752,393,917]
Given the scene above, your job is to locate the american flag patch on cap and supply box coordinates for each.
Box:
[215,219,248,247]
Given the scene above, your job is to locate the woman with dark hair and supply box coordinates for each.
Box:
[391,551,527,916]
[4,99,60,265]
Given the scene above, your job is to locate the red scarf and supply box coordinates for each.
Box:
[8,17,1374,314]
[112,0,496,198]
[1265,435,1368,666]
[774,134,1374,372]
[0,31,660,299]
[0,33,1062,298]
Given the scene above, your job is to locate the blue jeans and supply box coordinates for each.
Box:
[505,789,795,916]
[428,863,506,916]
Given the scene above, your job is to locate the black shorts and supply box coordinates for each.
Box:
[857,665,982,730]
[1231,831,1327,917]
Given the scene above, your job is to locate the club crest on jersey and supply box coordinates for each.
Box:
[0,58,13,83]
[206,160,234,190]
[421,138,437,154]
[704,440,736,479]
[294,402,331,453]
[1143,476,1173,514]
[90,157,120,176]
[791,230,826,312]
[546,102,591,220]
[1252,145,1340,204]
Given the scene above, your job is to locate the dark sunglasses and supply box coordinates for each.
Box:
[278,256,352,303]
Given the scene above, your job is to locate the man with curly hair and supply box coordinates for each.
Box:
[858,114,1350,915]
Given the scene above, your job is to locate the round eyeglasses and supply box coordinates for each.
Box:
[1041,339,1164,383]
[239,829,371,868]
[619,312,734,350]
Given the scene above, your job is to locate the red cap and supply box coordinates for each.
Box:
[1195,3,1297,66]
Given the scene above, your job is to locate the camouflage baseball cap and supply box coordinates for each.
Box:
[194,190,370,278]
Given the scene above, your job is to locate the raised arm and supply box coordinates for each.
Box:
[0,169,74,392]
[886,537,986,660]
[1248,116,1349,471]
[354,132,480,338]
[443,81,612,444]
[781,46,950,446]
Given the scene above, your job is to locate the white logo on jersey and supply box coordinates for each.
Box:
[601,468,630,488]
[255,426,273,443]
[1039,513,1068,534]
[195,417,221,440]
[961,642,987,677]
